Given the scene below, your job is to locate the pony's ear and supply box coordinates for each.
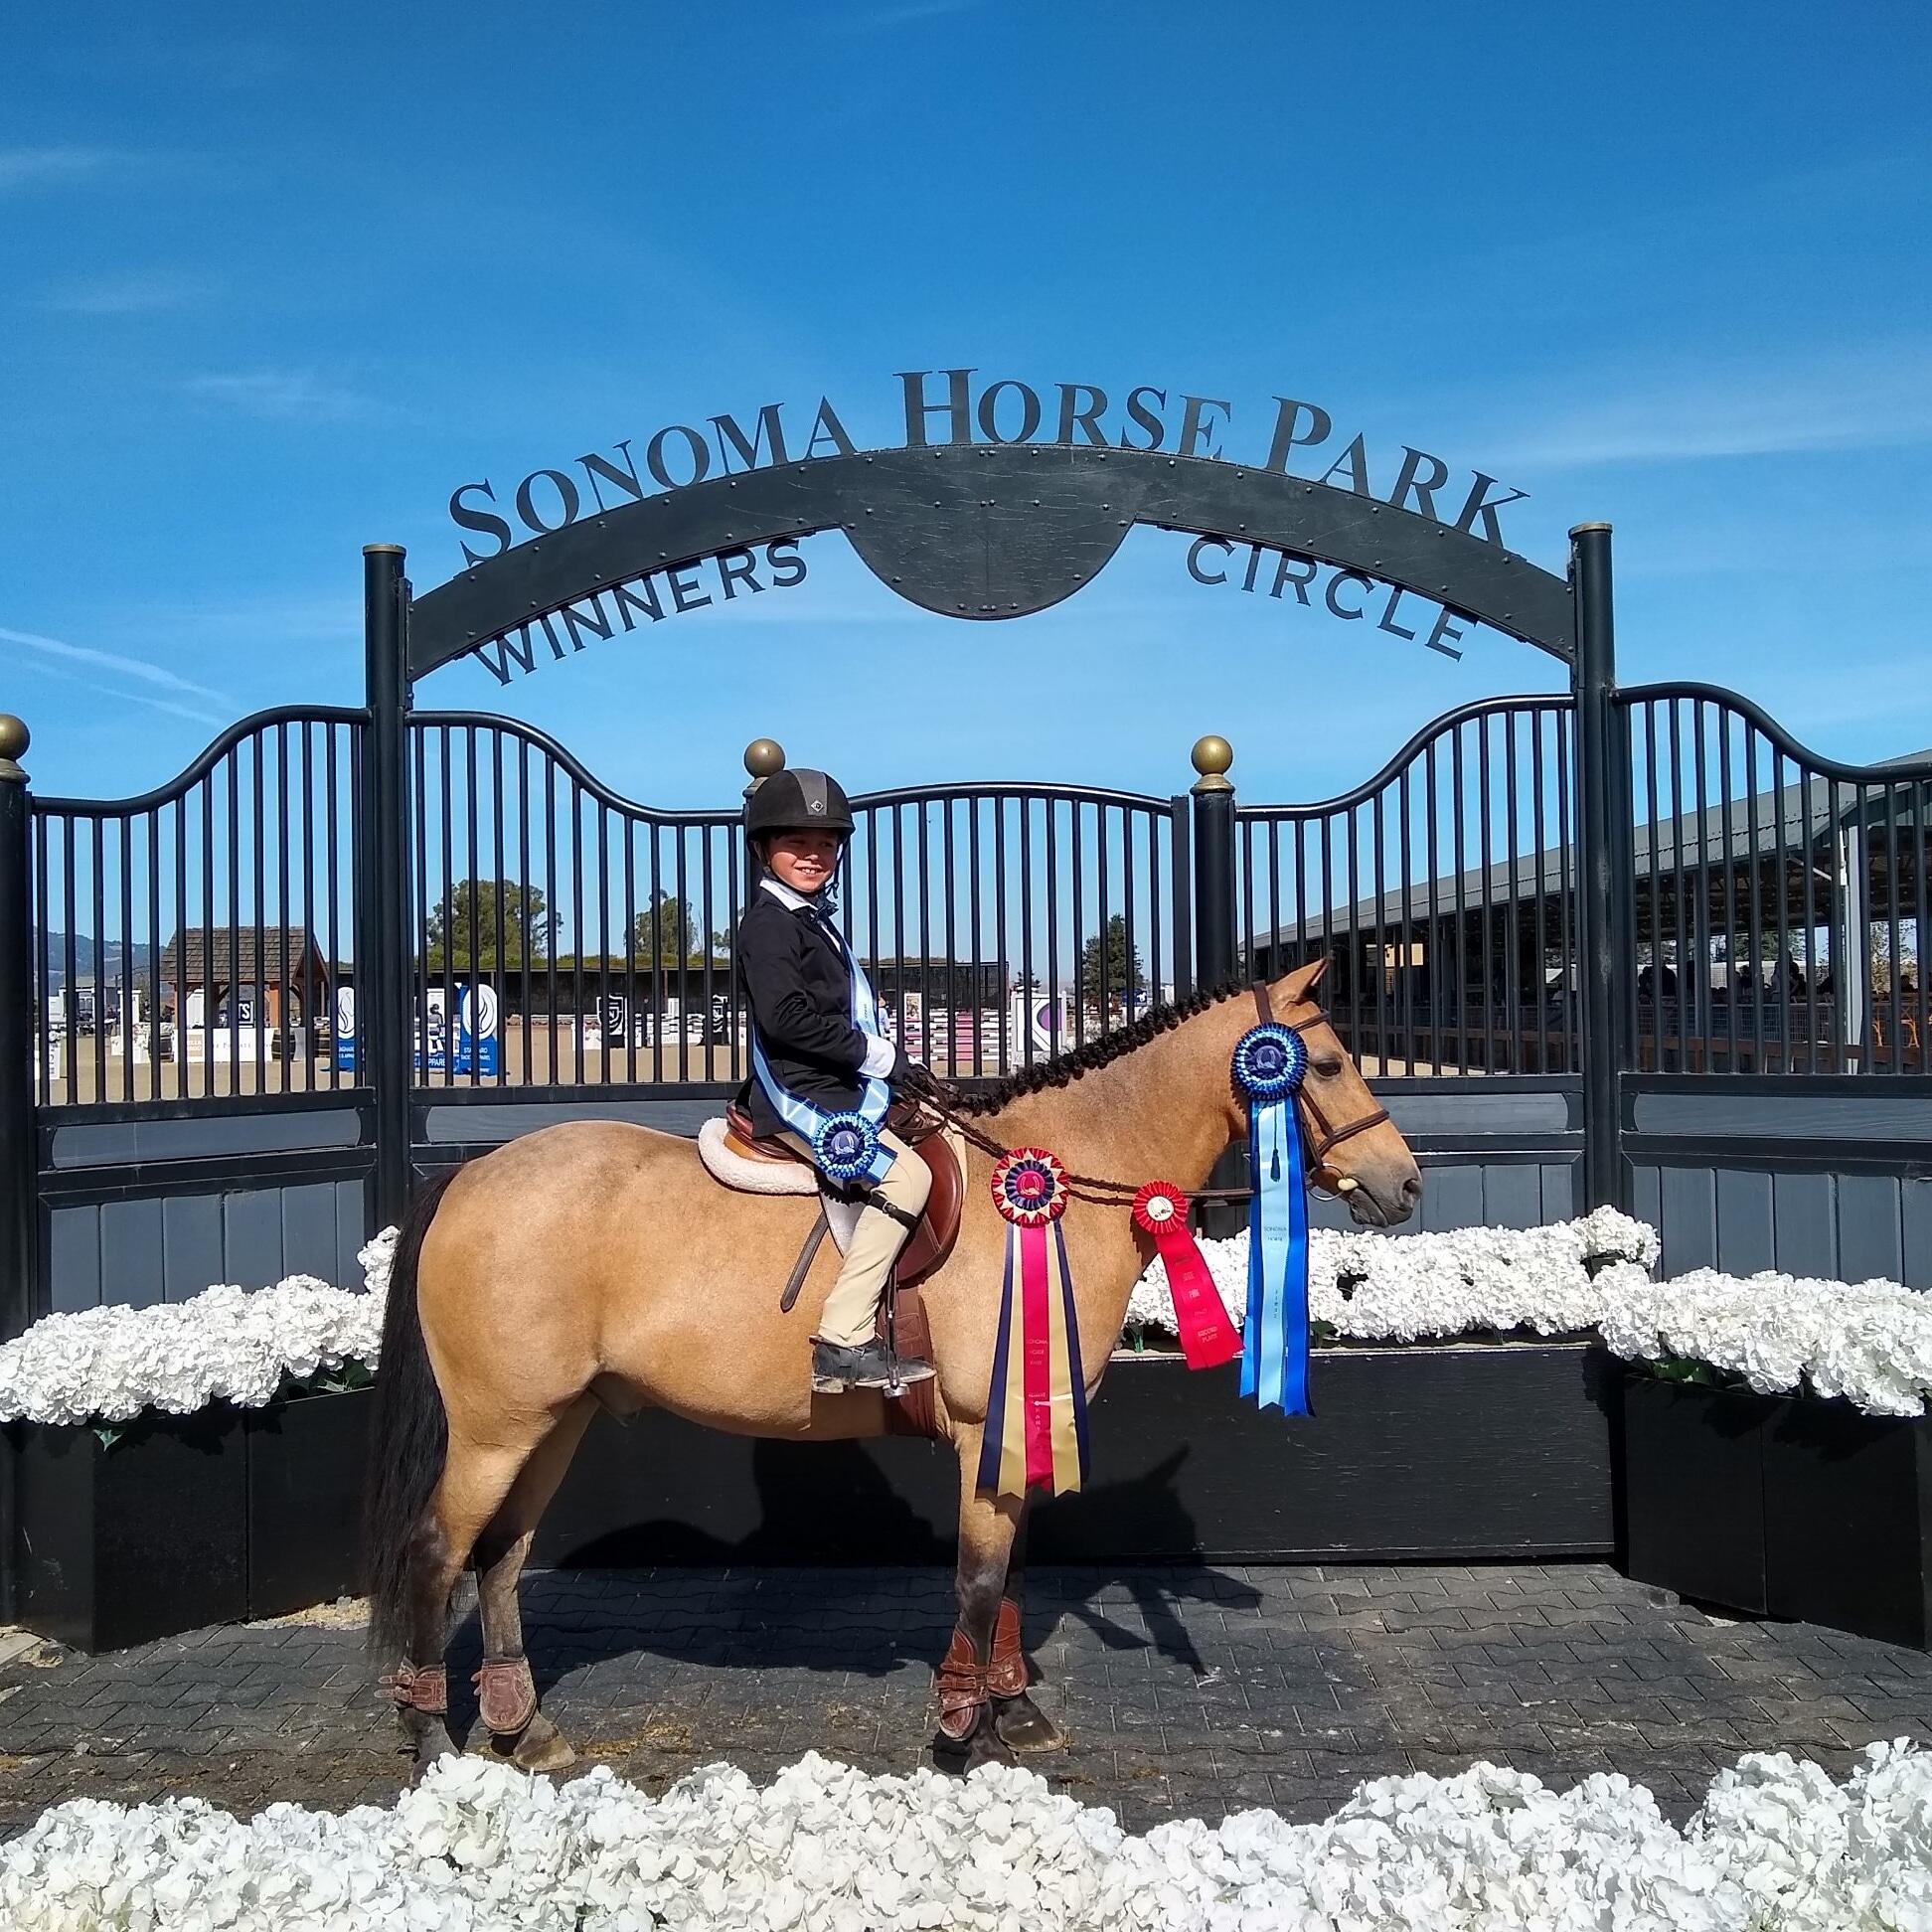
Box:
[1281,954,1331,1009]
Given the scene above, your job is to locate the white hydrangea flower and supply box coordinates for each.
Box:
[4,1745,1932,1929]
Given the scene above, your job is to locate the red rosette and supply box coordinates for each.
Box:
[1131,1181,1189,1236]
[991,1147,1067,1226]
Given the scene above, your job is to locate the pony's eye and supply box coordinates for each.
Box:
[1313,1057,1344,1078]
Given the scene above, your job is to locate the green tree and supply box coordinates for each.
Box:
[1077,915,1147,1013]
[424,879,551,970]
[631,890,731,967]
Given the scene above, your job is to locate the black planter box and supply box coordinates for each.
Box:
[9,1404,250,1653]
[246,1388,373,1621]
[535,1344,1617,1568]
[1621,1377,1775,1615]
[1619,1370,1932,1651]
[5,1350,1617,1652]
[6,1387,372,1653]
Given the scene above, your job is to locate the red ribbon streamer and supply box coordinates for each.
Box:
[1020,1224,1054,1487]
[1132,1182,1241,1369]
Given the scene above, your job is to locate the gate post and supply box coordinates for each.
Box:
[0,715,37,1342]
[1191,734,1238,989]
[363,546,414,1229]
[1571,523,1630,1210]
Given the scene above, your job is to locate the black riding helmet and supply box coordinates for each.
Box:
[744,767,855,842]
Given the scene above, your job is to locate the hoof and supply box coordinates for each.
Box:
[993,1692,1063,1753]
[931,1709,1014,1775]
[469,1710,576,1775]
[405,1722,459,1783]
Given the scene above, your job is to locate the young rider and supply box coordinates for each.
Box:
[735,767,936,1396]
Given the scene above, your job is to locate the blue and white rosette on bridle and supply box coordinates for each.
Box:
[749,926,895,1188]
[1232,1022,1311,1414]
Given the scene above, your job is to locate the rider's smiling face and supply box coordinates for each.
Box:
[765,831,841,894]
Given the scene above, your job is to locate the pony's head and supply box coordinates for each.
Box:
[1233,958,1422,1229]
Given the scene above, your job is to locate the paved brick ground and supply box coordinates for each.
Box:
[4,1563,1931,1839]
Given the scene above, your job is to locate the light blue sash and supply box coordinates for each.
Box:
[750,904,896,1186]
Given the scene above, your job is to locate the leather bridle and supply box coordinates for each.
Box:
[1247,980,1391,1196]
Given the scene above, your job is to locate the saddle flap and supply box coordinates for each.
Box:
[897,1131,964,1285]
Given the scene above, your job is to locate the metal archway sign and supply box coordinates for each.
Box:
[405,376,1574,683]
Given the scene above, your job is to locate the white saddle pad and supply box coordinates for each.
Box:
[696,1118,864,1253]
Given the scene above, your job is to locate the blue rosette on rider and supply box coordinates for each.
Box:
[1231,1022,1312,1415]
[747,933,897,1190]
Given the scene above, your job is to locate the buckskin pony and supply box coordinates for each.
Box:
[365,961,1420,1777]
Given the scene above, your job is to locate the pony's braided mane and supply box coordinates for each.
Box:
[952,979,1249,1117]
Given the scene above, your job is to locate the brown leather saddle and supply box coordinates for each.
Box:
[722,1101,964,1285]
[724,1101,963,1439]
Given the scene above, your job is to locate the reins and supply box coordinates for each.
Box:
[906,981,1390,1208]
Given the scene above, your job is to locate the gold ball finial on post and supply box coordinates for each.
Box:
[1190,734,1233,794]
[742,738,786,795]
[0,714,29,783]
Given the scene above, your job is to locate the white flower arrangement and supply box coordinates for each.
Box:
[1595,1265,1932,1420]
[1126,1207,1661,1346]
[0,1229,398,1429]
[3,1742,1930,1932]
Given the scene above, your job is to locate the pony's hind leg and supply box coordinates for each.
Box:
[392,1433,539,1780]
[990,1498,1061,1753]
[467,1394,597,1774]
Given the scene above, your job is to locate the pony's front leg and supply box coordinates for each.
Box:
[935,1441,1027,1770]
[989,1499,1062,1753]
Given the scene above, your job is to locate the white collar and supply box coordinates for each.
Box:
[760,877,826,914]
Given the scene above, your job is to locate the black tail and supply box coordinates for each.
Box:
[364,1166,461,1661]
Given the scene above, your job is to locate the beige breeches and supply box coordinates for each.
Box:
[779,1126,933,1346]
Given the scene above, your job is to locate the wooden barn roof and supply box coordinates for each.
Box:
[161,928,328,986]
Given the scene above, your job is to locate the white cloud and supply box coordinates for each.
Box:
[183,370,376,421]
[1482,340,1932,473]
[0,147,134,192]
[0,624,234,709]
[38,271,212,315]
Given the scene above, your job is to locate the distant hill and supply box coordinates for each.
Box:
[30,931,155,993]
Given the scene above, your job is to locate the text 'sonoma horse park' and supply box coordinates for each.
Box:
[0,368,1925,1762]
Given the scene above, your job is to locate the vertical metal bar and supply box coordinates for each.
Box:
[1168,794,1192,1002]
[1642,703,1661,1071]
[597,801,612,1090]
[1371,783,1388,1070]
[118,807,134,1104]
[146,807,161,1101]
[1554,708,1575,1072]
[1395,764,1413,1075]
[1150,807,1166,1010]
[297,724,314,1096]
[1093,802,1108,1038]
[275,725,292,1093]
[970,799,987,1075]
[323,726,339,1092]
[438,725,455,1090]
[1717,710,1738,1072]
[1450,726,1467,1072]
[620,795,636,1085]
[1668,702,1688,1072]
[1529,716,1547,1073]
[1885,781,1904,1073]
[465,725,482,1087]
[1571,521,1625,1208]
[1424,741,1442,1074]
[1505,713,1526,1076]
[362,546,414,1223]
[1044,802,1059,1059]
[1476,720,1494,1073]
[698,817,715,1089]
[0,717,39,1334]
[645,815,660,1085]
[1069,802,1085,1047]
[941,800,957,1073]
[994,799,1011,1070]
[492,730,507,1087]
[1020,799,1037,1057]
[36,815,52,1106]
[1123,805,1138,1019]
[1916,778,1930,1073]
[90,814,107,1103]
[1773,745,1793,1073]
[1744,721,1764,1070]
[250,731,265,1095]
[1691,708,1711,1069]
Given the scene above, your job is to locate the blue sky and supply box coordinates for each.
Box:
[5,0,1929,808]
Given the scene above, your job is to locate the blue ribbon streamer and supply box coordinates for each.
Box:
[1239,1094,1311,1414]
